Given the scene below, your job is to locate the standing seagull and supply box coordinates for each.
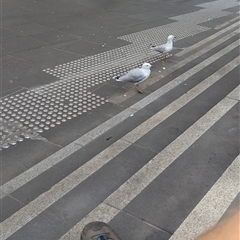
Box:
[150,35,175,63]
[113,62,152,94]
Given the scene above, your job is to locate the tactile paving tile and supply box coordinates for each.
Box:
[0,0,237,150]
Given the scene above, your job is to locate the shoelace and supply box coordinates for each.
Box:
[92,233,113,240]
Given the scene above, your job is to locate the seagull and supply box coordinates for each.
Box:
[150,35,175,63]
[113,62,152,94]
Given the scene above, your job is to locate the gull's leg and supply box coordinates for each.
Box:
[134,84,143,94]
[162,55,166,65]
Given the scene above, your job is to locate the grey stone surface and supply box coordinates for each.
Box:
[2,35,46,53]
[0,195,25,222]
[1,28,22,40]
[58,86,239,240]
[7,143,157,240]
[29,30,78,45]
[219,192,240,222]
[11,47,83,68]
[169,156,239,240]
[55,39,114,57]
[1,139,61,184]
[0,47,12,56]
[3,21,52,36]
[40,109,109,146]
[2,55,58,88]
[201,11,240,29]
[1,0,239,239]
[124,104,239,233]
[109,212,171,240]
[0,82,23,98]
[134,66,239,153]
[1,0,238,152]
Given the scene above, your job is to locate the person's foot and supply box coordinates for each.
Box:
[81,221,121,240]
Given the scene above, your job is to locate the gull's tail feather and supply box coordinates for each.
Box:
[113,76,121,81]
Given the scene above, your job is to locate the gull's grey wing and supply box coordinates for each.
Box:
[152,44,166,53]
[118,68,146,83]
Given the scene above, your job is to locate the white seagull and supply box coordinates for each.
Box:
[150,35,175,63]
[113,62,152,93]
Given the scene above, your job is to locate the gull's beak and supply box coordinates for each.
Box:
[151,65,155,68]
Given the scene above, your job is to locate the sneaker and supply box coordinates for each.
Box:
[81,221,121,240]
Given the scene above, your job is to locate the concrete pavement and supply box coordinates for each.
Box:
[1,0,239,239]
